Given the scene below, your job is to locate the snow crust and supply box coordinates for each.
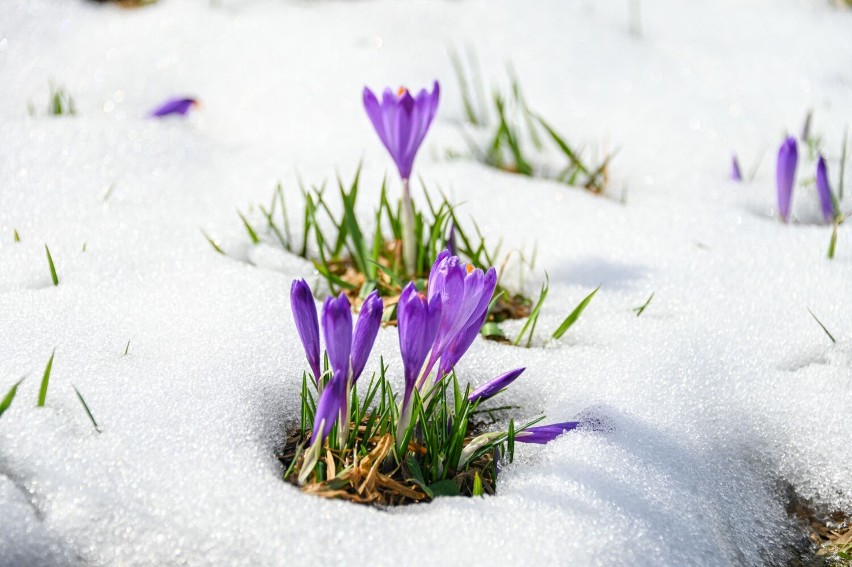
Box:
[1,0,851,565]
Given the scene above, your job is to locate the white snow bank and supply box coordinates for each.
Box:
[1,0,851,565]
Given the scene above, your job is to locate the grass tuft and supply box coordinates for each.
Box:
[633,292,655,317]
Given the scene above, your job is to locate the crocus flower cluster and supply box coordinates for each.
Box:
[290,280,383,447]
[775,136,836,224]
[290,253,585,487]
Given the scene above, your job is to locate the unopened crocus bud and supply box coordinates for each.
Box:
[776,136,798,222]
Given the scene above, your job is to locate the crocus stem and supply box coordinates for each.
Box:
[401,177,417,276]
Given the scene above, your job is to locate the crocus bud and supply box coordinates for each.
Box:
[468,368,526,404]
[290,279,321,382]
[350,291,383,383]
[816,155,836,224]
[776,136,798,222]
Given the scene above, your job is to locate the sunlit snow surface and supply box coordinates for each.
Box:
[1,0,851,565]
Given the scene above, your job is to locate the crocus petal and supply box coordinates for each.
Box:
[816,155,836,223]
[350,291,383,383]
[515,421,581,444]
[776,136,798,222]
[468,368,525,404]
[446,225,457,257]
[398,283,442,406]
[437,266,497,375]
[321,294,353,379]
[149,97,197,118]
[310,370,347,445]
[731,155,742,182]
[290,279,321,382]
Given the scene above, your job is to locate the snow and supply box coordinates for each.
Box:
[1,0,851,565]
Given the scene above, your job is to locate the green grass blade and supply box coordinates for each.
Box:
[807,308,836,344]
[45,244,59,286]
[237,211,260,245]
[513,275,549,347]
[201,230,225,255]
[828,221,839,260]
[14,229,21,242]
[552,286,599,339]
[38,349,56,407]
[0,377,25,419]
[633,292,655,317]
[72,385,101,432]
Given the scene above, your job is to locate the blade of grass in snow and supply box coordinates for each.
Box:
[552,286,599,340]
[0,377,25,419]
[237,211,261,245]
[72,385,101,433]
[840,127,848,201]
[828,220,839,260]
[14,229,20,242]
[45,244,59,286]
[38,349,56,407]
[124,340,131,355]
[807,308,836,344]
[201,229,225,255]
[633,292,655,317]
[514,275,549,347]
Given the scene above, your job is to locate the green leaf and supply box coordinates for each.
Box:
[480,322,505,338]
[807,308,836,344]
[237,211,260,245]
[552,286,600,339]
[13,229,20,243]
[201,230,225,255]
[514,275,549,347]
[828,219,839,260]
[472,472,484,496]
[633,291,654,317]
[0,378,24,419]
[45,244,59,286]
[428,479,460,497]
[72,385,101,432]
[38,349,56,407]
[508,419,516,463]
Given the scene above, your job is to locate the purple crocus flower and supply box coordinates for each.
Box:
[731,154,742,182]
[776,136,798,222]
[468,368,525,404]
[816,155,836,223]
[350,291,383,383]
[310,370,347,445]
[149,97,198,118]
[362,82,440,181]
[515,421,581,444]
[397,283,442,411]
[290,279,321,382]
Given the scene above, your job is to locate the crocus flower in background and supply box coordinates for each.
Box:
[446,222,457,257]
[149,97,199,118]
[468,368,525,404]
[815,155,836,224]
[776,136,798,222]
[290,279,321,383]
[363,81,440,275]
[396,282,442,441]
[515,421,581,444]
[730,154,742,182]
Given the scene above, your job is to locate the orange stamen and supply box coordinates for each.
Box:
[466,264,474,274]
[397,87,408,97]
